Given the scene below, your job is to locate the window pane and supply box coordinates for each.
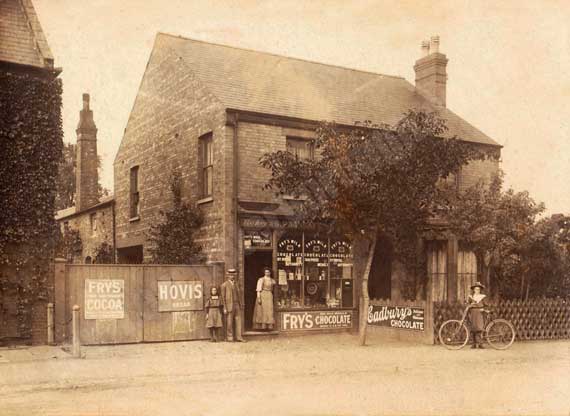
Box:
[286,138,313,160]
[303,237,328,308]
[276,233,303,309]
[205,166,213,196]
[330,239,353,307]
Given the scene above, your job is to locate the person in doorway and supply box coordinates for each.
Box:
[253,266,276,330]
[220,268,246,342]
[205,286,222,342]
[468,282,488,349]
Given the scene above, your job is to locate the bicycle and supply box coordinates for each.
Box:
[438,305,516,350]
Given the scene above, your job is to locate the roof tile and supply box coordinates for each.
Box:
[154,33,499,146]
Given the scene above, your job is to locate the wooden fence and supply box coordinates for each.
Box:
[55,262,224,345]
[434,297,570,342]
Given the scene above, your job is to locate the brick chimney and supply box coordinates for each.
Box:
[414,36,448,107]
[75,93,99,211]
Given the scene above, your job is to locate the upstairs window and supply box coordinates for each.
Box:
[286,137,314,160]
[90,212,97,235]
[200,133,213,198]
[130,166,140,219]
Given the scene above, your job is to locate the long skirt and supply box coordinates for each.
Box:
[469,307,485,332]
[206,308,223,328]
[253,291,275,329]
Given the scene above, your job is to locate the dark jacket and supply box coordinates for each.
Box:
[221,279,243,312]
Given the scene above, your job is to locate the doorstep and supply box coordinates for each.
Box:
[243,331,279,337]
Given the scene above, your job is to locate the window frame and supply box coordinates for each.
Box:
[199,133,213,198]
[129,166,140,219]
[286,136,315,161]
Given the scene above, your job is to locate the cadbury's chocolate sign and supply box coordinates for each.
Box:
[367,305,425,331]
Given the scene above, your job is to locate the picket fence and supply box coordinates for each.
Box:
[434,297,570,342]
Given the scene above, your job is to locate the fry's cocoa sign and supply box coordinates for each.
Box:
[85,279,125,320]
[367,305,425,331]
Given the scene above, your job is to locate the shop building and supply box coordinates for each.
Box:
[114,34,501,333]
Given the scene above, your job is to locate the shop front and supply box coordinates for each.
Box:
[240,217,356,334]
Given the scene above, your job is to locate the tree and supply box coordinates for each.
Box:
[147,172,205,264]
[443,172,561,299]
[260,110,490,345]
[55,143,111,210]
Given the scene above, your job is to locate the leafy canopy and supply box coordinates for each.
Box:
[444,173,569,299]
[261,110,492,264]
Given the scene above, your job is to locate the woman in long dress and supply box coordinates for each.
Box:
[468,282,488,349]
[253,267,276,330]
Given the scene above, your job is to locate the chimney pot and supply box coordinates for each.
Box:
[421,40,430,57]
[82,93,90,110]
[430,36,440,54]
[414,36,448,107]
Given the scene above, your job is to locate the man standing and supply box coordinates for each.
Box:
[221,268,246,342]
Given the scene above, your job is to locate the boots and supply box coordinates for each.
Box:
[210,328,217,342]
[471,332,478,349]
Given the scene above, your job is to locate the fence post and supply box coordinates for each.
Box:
[54,258,67,343]
[47,303,55,345]
[72,305,81,358]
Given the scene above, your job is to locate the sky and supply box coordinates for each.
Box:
[34,0,570,215]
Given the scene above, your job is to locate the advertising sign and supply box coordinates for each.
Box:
[157,281,204,312]
[243,230,272,249]
[85,279,125,320]
[367,305,425,331]
[280,310,353,331]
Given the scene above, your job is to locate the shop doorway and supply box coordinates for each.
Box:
[243,251,273,330]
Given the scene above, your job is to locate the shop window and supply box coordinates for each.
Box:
[427,241,447,301]
[199,133,213,198]
[130,166,140,219]
[286,137,314,160]
[276,232,353,310]
[457,250,477,301]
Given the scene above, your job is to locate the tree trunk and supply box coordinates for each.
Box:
[520,274,525,300]
[355,234,377,346]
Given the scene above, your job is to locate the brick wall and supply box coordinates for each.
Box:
[459,153,500,191]
[0,260,55,345]
[238,122,287,203]
[114,42,230,265]
[58,203,114,263]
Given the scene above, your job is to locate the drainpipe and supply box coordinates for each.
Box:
[112,201,117,264]
[232,112,240,269]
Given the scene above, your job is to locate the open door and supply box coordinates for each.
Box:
[244,251,273,330]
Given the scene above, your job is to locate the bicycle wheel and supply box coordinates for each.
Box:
[486,319,516,350]
[439,320,469,350]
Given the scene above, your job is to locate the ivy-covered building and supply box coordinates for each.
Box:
[0,0,62,344]
[114,34,501,333]
[55,94,115,265]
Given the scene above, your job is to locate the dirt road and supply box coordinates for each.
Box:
[1,333,568,415]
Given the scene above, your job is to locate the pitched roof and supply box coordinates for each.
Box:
[0,0,54,70]
[154,33,500,147]
[55,195,114,221]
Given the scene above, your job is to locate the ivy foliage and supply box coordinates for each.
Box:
[148,172,205,264]
[0,70,63,337]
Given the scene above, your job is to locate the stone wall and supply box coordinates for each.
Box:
[113,43,229,264]
[58,203,114,263]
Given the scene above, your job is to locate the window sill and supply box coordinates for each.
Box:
[197,196,213,205]
[282,195,308,201]
[129,216,140,223]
